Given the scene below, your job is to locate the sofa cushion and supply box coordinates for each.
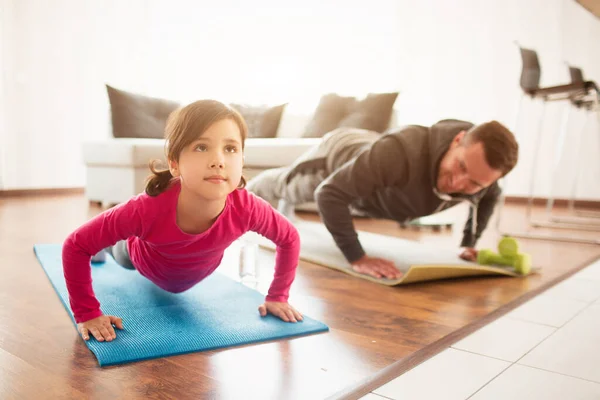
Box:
[231,103,287,138]
[301,94,356,138]
[301,92,399,138]
[242,138,322,167]
[275,104,314,138]
[338,92,399,132]
[106,85,180,140]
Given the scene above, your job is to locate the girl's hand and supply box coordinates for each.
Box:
[258,301,303,323]
[77,315,124,342]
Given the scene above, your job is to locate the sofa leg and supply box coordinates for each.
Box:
[89,200,103,208]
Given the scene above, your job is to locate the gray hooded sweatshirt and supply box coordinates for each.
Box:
[314,119,501,263]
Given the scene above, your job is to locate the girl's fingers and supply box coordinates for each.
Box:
[89,328,104,342]
[278,309,290,322]
[105,324,117,340]
[286,309,297,323]
[258,304,267,317]
[110,316,124,330]
[99,327,113,341]
[79,327,90,341]
[293,308,303,321]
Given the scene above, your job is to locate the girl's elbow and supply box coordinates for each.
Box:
[280,226,300,250]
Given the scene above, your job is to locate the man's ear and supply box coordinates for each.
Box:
[453,130,467,146]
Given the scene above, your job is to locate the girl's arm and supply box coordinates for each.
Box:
[62,196,147,323]
[246,193,300,303]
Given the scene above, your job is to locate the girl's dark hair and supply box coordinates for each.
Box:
[145,100,248,196]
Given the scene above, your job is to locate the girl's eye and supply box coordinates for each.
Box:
[195,144,208,152]
[225,145,238,153]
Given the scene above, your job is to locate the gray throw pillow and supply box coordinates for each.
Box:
[338,92,399,133]
[230,103,287,138]
[302,93,356,138]
[106,84,180,139]
[302,92,399,138]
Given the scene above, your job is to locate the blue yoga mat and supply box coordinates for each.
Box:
[33,244,329,366]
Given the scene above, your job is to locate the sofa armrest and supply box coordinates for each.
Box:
[83,138,166,167]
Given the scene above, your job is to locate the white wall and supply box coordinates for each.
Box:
[1,0,599,199]
[0,0,401,189]
[391,0,600,199]
[0,1,7,189]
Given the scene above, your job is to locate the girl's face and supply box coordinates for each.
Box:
[170,118,244,202]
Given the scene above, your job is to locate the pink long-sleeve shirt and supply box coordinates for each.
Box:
[62,181,300,323]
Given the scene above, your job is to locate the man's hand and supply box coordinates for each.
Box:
[77,315,123,342]
[259,301,303,323]
[350,255,402,280]
[459,247,478,262]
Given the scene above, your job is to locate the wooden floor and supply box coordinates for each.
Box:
[1,194,599,400]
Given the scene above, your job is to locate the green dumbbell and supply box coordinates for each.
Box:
[512,253,532,275]
[498,236,519,257]
[497,236,532,274]
[477,249,514,267]
[477,241,532,275]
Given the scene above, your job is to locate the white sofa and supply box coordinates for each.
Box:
[82,105,398,206]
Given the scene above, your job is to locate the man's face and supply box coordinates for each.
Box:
[437,131,502,195]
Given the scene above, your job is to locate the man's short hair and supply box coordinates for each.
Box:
[464,121,519,177]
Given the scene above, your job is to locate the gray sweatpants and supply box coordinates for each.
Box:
[247,128,379,206]
[246,167,328,206]
[93,240,135,269]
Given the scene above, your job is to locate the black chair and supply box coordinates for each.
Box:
[518,47,592,100]
[567,65,599,109]
[494,46,600,245]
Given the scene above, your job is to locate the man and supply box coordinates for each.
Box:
[247,119,519,280]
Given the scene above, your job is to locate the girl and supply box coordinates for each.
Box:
[63,99,303,343]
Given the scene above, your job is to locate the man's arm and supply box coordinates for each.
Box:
[315,134,410,263]
[461,183,502,248]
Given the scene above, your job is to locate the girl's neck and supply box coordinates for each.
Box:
[176,185,227,235]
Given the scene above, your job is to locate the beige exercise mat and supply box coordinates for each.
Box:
[243,220,536,286]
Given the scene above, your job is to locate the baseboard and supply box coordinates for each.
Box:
[0,187,85,197]
[504,196,600,210]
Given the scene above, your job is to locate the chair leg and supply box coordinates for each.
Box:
[529,105,600,231]
[494,93,526,234]
[524,99,548,225]
[497,94,600,244]
[549,92,600,225]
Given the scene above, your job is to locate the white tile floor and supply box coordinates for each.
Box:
[361,258,600,400]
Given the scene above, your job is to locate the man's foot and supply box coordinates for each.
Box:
[277,199,297,222]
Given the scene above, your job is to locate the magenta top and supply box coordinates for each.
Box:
[62,180,300,323]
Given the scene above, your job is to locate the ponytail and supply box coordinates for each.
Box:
[145,159,174,196]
